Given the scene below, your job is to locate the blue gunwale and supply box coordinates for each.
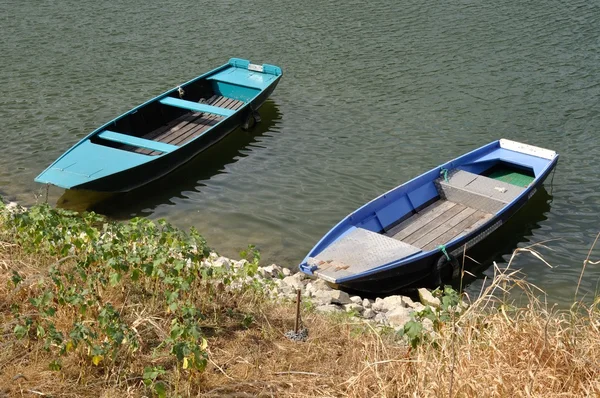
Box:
[298,139,559,288]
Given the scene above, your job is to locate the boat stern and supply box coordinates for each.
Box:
[455,139,558,180]
[207,58,282,103]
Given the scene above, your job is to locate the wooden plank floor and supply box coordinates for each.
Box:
[136,95,245,155]
[387,199,493,251]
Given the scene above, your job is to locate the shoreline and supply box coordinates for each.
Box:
[0,197,457,330]
[0,199,598,397]
[203,252,453,331]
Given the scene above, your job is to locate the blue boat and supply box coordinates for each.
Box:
[299,140,558,294]
[35,58,282,192]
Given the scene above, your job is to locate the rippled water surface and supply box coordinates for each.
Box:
[2,0,599,304]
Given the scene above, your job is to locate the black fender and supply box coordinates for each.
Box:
[242,106,261,131]
[432,253,461,286]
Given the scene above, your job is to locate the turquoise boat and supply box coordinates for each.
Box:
[35,58,282,192]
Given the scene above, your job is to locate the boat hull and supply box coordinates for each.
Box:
[299,140,558,294]
[74,82,278,192]
[35,58,282,193]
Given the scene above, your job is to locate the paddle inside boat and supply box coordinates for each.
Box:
[299,139,558,294]
[35,58,282,192]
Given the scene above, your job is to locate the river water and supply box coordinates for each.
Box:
[1,0,599,304]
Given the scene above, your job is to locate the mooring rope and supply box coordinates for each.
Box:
[440,168,449,182]
[438,244,451,261]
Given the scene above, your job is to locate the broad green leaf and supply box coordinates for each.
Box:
[109,272,122,286]
[155,382,167,398]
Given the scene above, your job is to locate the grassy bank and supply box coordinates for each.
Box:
[0,203,598,397]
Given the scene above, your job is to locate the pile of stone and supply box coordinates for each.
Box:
[263,266,444,330]
[1,199,22,213]
[203,254,451,332]
[0,198,29,218]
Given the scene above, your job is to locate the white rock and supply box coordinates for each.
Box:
[372,295,406,313]
[259,264,283,278]
[286,291,300,300]
[282,268,291,276]
[402,296,415,307]
[279,285,295,296]
[272,279,283,287]
[362,298,373,308]
[282,273,307,290]
[362,309,376,319]
[374,313,388,325]
[257,269,271,279]
[312,291,333,305]
[422,318,434,332]
[209,252,219,260]
[304,282,315,296]
[316,290,352,305]
[307,279,332,293]
[409,302,426,312]
[324,290,351,304]
[315,304,342,314]
[212,257,231,270]
[344,303,364,314]
[233,259,248,269]
[386,307,413,328]
[350,296,363,304]
[200,259,211,268]
[418,288,441,309]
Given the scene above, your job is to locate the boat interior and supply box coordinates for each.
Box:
[310,162,536,282]
[89,67,269,157]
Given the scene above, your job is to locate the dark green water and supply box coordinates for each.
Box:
[2,0,599,304]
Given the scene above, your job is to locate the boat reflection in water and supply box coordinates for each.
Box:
[57,99,282,218]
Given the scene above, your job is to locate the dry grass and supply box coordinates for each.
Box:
[0,241,599,397]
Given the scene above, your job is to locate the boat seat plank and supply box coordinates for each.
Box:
[422,212,493,251]
[309,227,422,283]
[437,184,505,214]
[385,201,445,237]
[444,170,525,199]
[145,97,244,155]
[390,201,456,241]
[164,98,236,145]
[97,131,179,154]
[135,96,244,156]
[409,207,480,248]
[147,96,228,145]
[436,170,525,213]
[402,204,469,245]
[159,97,235,117]
[132,95,221,155]
[174,98,246,146]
